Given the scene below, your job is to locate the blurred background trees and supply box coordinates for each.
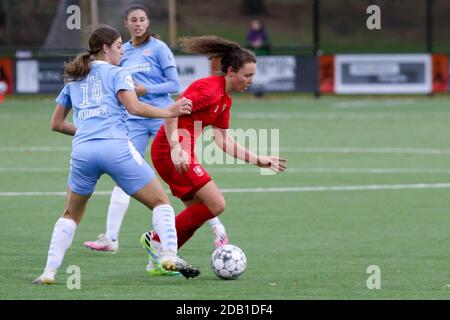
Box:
[0,0,449,54]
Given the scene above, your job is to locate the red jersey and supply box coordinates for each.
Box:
[151,76,231,200]
[152,75,232,157]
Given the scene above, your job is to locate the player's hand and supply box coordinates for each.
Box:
[169,97,192,117]
[133,82,148,96]
[170,144,190,174]
[256,156,287,173]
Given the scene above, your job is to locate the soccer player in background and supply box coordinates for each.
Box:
[140,36,287,266]
[32,26,199,284]
[83,5,230,260]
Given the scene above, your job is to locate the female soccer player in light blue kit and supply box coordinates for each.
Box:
[84,5,229,259]
[32,26,199,284]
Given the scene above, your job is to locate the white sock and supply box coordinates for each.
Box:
[208,217,222,228]
[45,217,77,271]
[105,186,130,241]
[152,204,178,256]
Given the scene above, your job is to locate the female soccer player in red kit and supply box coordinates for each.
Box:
[141,36,286,261]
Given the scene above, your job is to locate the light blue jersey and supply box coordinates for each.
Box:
[121,37,178,118]
[120,37,180,156]
[56,60,155,195]
[56,61,135,146]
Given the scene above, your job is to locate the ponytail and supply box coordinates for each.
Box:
[63,25,120,82]
[64,52,92,83]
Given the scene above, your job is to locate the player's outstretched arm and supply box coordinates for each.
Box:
[117,90,192,118]
[256,155,287,173]
[213,127,287,173]
[213,127,258,164]
[50,104,76,136]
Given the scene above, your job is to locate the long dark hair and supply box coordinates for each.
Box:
[179,35,256,74]
[64,26,121,82]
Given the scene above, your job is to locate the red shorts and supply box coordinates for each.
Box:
[151,145,211,201]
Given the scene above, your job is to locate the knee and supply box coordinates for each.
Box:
[111,186,130,205]
[152,196,170,209]
[151,188,171,208]
[209,197,226,216]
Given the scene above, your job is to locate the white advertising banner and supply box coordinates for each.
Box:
[335,54,432,94]
[250,56,296,92]
[16,60,39,93]
[175,56,211,92]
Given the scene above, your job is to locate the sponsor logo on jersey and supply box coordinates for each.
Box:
[125,63,151,73]
[213,104,227,113]
[143,49,152,56]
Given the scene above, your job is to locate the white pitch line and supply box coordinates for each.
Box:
[220,183,450,193]
[4,146,450,155]
[0,167,67,172]
[333,99,417,108]
[210,168,450,174]
[277,147,450,155]
[235,112,450,120]
[0,112,433,121]
[3,167,450,174]
[0,146,71,152]
[2,183,450,197]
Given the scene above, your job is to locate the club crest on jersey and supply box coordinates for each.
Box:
[125,75,134,89]
[193,165,204,177]
[143,49,152,56]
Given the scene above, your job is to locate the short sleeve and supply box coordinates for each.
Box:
[114,68,135,94]
[158,43,177,70]
[182,81,221,113]
[55,84,72,109]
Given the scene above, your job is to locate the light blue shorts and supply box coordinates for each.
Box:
[127,118,164,156]
[68,139,155,196]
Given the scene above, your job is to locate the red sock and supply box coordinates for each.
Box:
[152,203,215,249]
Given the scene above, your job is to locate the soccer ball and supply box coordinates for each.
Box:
[211,244,247,280]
